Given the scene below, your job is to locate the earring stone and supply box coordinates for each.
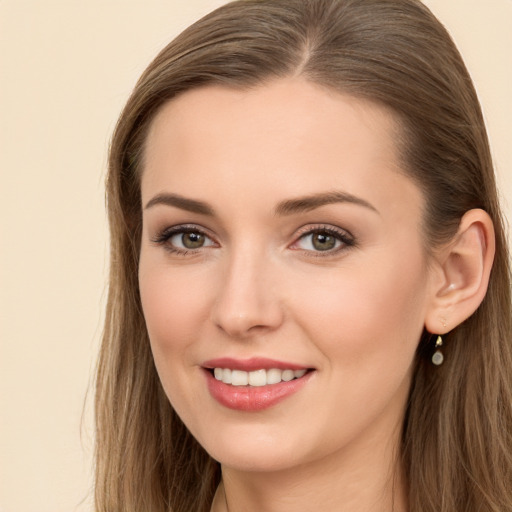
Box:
[432,335,444,366]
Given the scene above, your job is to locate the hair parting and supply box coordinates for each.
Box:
[95,1,512,510]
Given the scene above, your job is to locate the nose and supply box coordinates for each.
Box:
[210,248,284,339]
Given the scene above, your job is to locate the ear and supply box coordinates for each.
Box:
[424,209,495,334]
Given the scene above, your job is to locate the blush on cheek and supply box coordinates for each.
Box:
[140,266,207,340]
[290,259,426,367]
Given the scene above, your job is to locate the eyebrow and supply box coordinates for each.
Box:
[274,191,379,216]
[144,193,214,215]
[144,190,378,216]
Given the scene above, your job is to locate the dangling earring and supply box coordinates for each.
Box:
[432,335,444,366]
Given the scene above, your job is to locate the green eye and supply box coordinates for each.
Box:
[296,230,343,252]
[180,232,206,249]
[163,229,216,251]
[311,232,337,251]
[152,225,217,255]
[292,227,355,254]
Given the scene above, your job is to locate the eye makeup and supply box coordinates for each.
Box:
[150,221,356,259]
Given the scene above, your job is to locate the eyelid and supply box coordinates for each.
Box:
[150,222,355,256]
[151,224,219,253]
[289,224,356,253]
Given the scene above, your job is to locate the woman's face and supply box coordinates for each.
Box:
[139,78,435,472]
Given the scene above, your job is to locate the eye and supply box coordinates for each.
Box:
[291,227,354,254]
[152,226,217,254]
[170,230,214,249]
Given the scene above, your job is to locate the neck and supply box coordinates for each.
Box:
[211,422,407,512]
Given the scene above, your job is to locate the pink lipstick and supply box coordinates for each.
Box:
[202,358,313,411]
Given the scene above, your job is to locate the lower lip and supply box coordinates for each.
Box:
[204,370,313,411]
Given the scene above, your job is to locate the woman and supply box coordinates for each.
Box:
[95,0,512,511]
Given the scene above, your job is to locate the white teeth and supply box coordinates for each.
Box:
[266,368,282,385]
[231,370,249,386]
[281,369,294,382]
[213,367,308,386]
[248,369,267,387]
[222,368,232,384]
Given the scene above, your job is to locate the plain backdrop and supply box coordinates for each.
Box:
[0,1,511,511]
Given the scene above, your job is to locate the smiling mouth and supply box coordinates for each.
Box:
[204,362,314,411]
[212,368,309,386]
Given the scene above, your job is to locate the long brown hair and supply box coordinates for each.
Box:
[95,1,512,510]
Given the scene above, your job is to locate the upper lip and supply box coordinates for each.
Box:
[202,357,311,372]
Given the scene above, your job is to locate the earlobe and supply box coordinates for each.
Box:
[424,209,495,334]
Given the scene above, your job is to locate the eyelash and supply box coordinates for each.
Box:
[290,225,356,257]
[151,225,218,255]
[151,224,356,257]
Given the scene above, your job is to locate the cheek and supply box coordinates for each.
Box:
[288,251,429,367]
[138,261,218,421]
[139,262,212,364]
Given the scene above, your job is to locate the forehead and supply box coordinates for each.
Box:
[141,78,421,220]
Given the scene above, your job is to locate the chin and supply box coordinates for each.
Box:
[194,418,344,475]
[193,422,311,472]
[210,446,307,473]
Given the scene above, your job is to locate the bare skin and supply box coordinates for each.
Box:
[139,78,494,512]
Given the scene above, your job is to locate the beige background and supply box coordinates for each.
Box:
[0,1,510,511]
